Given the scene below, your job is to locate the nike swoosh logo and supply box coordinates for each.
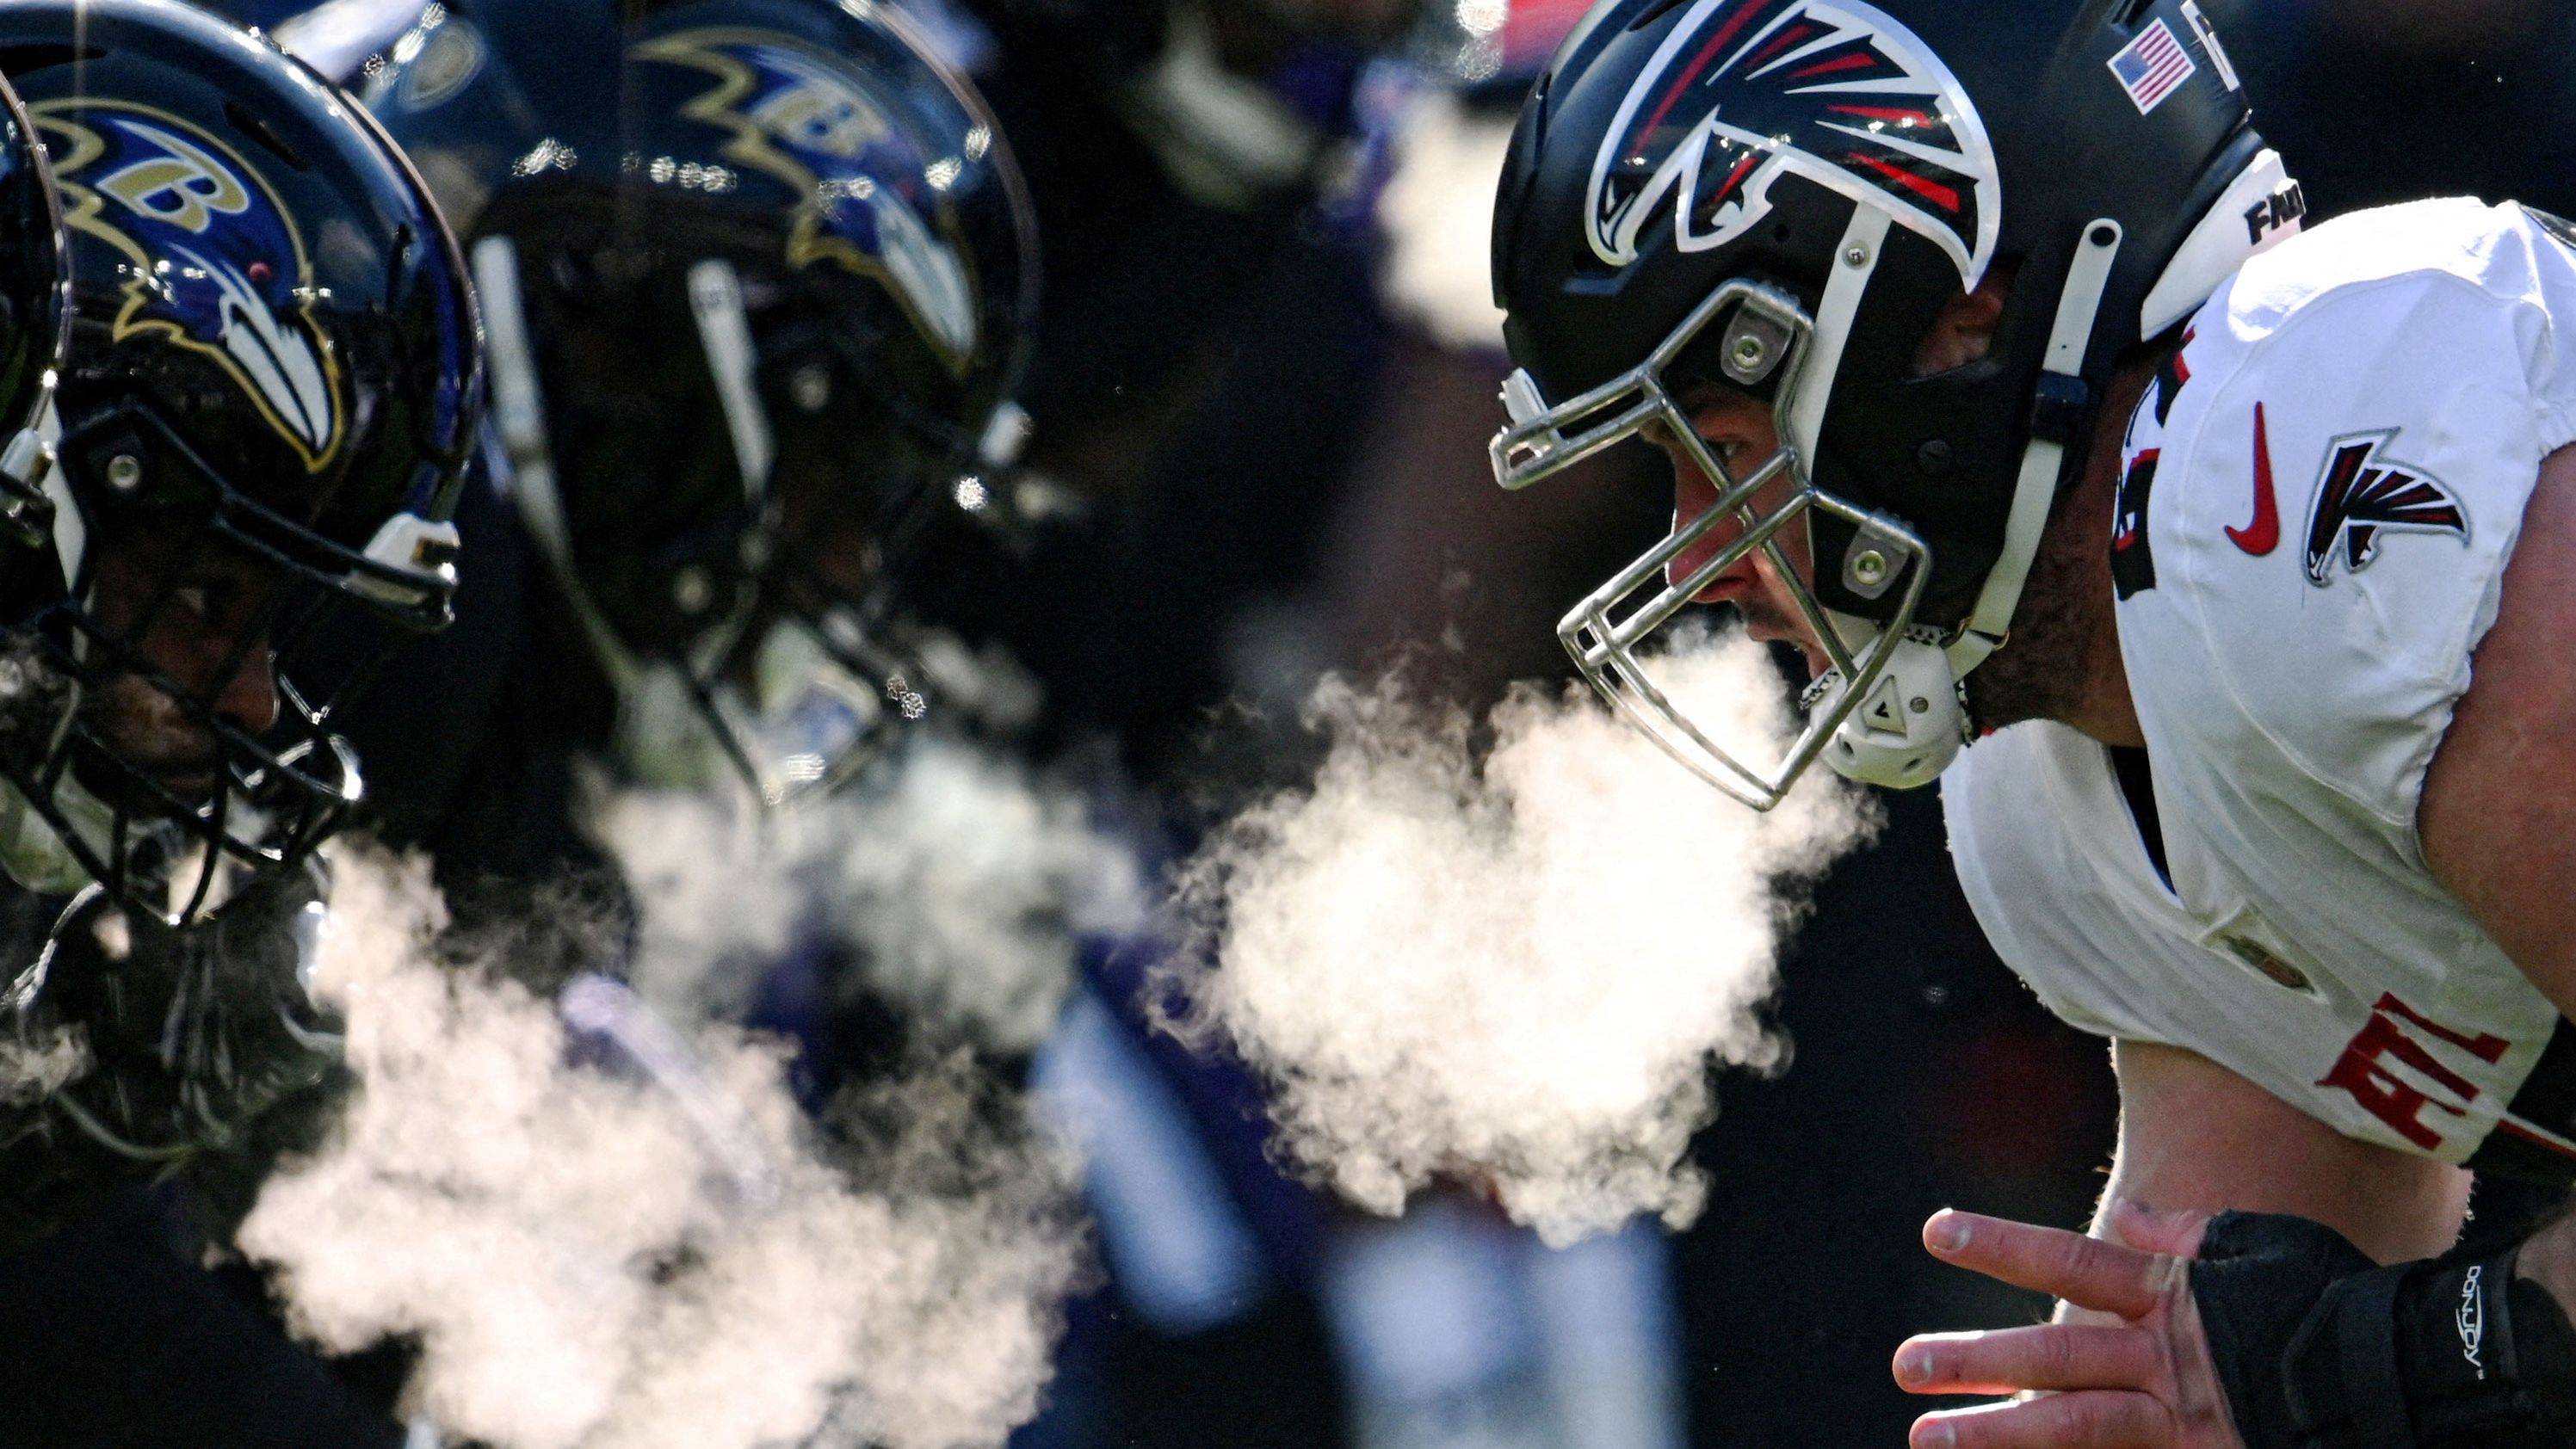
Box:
[2229,401,2282,555]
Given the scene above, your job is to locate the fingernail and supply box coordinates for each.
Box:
[1895,1350,1931,1386]
[1931,1213,1969,1253]
[1917,1419,1956,1449]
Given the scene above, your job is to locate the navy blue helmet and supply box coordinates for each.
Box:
[0,0,481,922]
[368,0,1039,805]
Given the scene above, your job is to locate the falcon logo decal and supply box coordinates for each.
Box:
[1584,0,2000,286]
[2304,429,2468,585]
[36,101,343,471]
[637,27,979,372]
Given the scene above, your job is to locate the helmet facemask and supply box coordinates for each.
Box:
[1492,207,1948,811]
[0,397,459,926]
[476,231,948,811]
[1494,184,2136,810]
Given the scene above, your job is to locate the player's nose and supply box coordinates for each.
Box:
[211,645,280,737]
[1668,456,1750,595]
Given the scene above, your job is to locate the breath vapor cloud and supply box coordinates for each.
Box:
[1164,631,1874,1246]
[595,729,1140,1053]
[238,850,1088,1449]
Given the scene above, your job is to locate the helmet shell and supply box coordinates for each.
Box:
[368,0,1038,659]
[1,0,480,614]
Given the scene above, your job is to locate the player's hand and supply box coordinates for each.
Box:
[1892,1204,2247,1449]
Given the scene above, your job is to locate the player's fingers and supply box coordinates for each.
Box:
[1924,1211,2171,1319]
[1893,1323,2163,1396]
[1911,1390,2178,1449]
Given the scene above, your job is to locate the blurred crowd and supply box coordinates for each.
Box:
[4,1,2574,1447]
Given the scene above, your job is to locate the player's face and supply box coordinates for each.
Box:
[81,522,281,806]
[1649,385,1830,670]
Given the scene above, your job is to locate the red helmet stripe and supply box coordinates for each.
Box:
[1847,151,1959,211]
[1635,1,1775,145]
[1826,103,1937,126]
[1743,21,1816,70]
[1711,146,1762,203]
[1788,51,1877,79]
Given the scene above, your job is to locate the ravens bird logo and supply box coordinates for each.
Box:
[635,27,981,373]
[35,100,344,472]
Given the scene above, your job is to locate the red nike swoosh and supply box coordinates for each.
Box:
[2229,402,2282,555]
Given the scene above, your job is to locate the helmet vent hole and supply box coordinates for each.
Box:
[225,100,309,172]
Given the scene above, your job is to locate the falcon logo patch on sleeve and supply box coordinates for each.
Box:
[636,27,980,373]
[2304,429,2468,585]
[36,101,344,472]
[1583,0,2000,287]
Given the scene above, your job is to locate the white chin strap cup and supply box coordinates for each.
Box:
[1808,634,1967,792]
[1811,213,2129,794]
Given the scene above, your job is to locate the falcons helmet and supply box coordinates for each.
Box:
[1489,0,2303,805]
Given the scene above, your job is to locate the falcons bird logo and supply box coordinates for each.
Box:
[1585,0,2000,287]
[2304,429,2468,585]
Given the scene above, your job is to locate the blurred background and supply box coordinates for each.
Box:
[898,2,2576,1445]
[12,1,2573,1446]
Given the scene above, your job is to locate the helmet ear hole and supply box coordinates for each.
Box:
[1907,262,2017,380]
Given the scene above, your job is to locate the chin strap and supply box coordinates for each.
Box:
[1946,218,2125,676]
[1820,219,2128,790]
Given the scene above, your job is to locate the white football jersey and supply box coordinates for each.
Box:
[1945,198,2576,1179]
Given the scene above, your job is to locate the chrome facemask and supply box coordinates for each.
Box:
[1492,211,2128,810]
[1490,212,1947,809]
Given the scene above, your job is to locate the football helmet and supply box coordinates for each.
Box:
[1489,0,2303,805]
[0,0,480,922]
[365,0,1040,806]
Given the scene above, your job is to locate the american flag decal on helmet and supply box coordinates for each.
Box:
[1584,0,1999,287]
[2305,429,2468,585]
[2106,19,2196,115]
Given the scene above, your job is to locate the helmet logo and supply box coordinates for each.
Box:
[1585,0,1999,287]
[637,28,980,373]
[36,102,345,472]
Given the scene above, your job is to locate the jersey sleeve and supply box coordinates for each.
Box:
[1941,725,2178,1046]
[2147,203,2576,855]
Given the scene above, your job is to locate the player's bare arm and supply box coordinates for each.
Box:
[2420,450,2576,1020]
[1891,444,2576,1448]
[2418,447,2576,1309]
[2091,1041,2469,1265]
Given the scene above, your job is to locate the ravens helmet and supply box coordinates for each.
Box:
[1488,0,2302,805]
[366,0,1039,806]
[0,0,481,922]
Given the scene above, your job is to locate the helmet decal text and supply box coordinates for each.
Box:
[1585,0,1999,287]
[636,27,979,371]
[37,101,345,471]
